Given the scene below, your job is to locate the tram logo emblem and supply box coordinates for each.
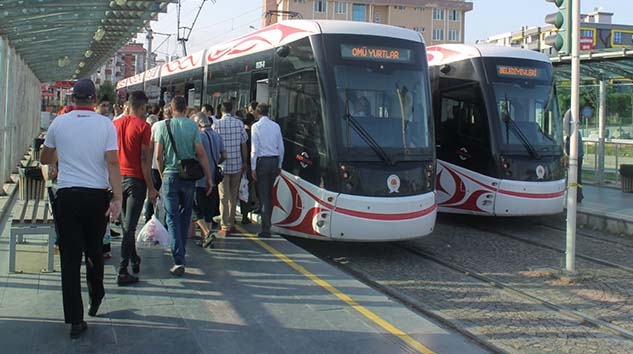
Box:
[387,175,401,193]
[536,165,545,180]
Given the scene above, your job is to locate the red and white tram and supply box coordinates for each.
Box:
[118,20,437,241]
[427,44,566,216]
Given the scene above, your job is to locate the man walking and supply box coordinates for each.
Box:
[155,96,213,275]
[250,103,284,238]
[113,91,159,285]
[40,78,122,339]
[212,101,248,236]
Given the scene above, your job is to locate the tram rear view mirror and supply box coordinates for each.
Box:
[440,64,451,75]
[277,45,290,58]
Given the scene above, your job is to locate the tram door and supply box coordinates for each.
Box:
[437,83,492,175]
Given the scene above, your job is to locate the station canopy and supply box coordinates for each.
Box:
[551,48,633,82]
[0,0,174,82]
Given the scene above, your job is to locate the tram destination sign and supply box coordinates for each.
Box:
[496,65,547,80]
[341,45,412,63]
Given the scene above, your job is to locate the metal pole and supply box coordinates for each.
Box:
[566,0,581,274]
[597,79,606,185]
[146,27,153,70]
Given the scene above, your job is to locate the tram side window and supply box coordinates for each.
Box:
[440,85,488,144]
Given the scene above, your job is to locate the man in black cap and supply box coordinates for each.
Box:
[41,78,123,339]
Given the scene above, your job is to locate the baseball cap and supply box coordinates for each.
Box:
[72,78,96,99]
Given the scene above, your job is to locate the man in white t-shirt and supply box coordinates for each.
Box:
[40,78,123,339]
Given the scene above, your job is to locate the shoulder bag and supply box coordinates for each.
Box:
[165,120,205,181]
[204,130,223,183]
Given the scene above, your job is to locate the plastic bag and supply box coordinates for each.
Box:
[137,215,170,246]
[239,173,249,203]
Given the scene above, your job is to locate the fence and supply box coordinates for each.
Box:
[0,36,42,193]
[582,138,633,185]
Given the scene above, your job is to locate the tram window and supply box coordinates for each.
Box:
[440,85,488,144]
[276,70,325,151]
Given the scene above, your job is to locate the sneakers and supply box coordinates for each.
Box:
[170,264,185,276]
[241,216,252,225]
[110,228,121,238]
[216,229,230,237]
[117,272,139,286]
[70,321,87,339]
[202,233,216,248]
[257,232,271,238]
[132,258,141,274]
[103,252,112,260]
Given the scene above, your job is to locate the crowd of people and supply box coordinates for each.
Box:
[42,78,284,339]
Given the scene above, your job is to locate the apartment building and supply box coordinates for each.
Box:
[481,10,633,56]
[262,0,473,45]
[92,42,146,86]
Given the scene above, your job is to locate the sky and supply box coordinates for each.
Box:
[139,0,633,62]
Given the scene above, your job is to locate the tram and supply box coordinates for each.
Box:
[118,20,437,241]
[427,44,566,216]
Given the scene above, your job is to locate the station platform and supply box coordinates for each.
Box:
[0,201,485,354]
[575,184,633,236]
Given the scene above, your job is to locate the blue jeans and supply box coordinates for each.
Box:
[162,173,195,266]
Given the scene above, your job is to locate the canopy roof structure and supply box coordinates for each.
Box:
[551,48,633,82]
[0,0,174,82]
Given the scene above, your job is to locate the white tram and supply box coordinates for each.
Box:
[427,44,566,216]
[118,20,437,241]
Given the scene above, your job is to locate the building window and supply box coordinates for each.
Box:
[314,0,326,13]
[449,9,460,21]
[433,28,444,41]
[414,27,425,33]
[352,4,366,21]
[393,5,405,11]
[293,0,306,3]
[334,2,347,14]
[375,14,381,23]
[614,31,622,44]
[415,7,423,12]
[449,29,460,42]
[433,8,444,20]
[581,29,593,37]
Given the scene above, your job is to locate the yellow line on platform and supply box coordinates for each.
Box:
[234,225,435,354]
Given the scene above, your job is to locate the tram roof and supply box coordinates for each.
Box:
[427,44,550,66]
[118,19,425,89]
[550,48,633,82]
[0,0,174,82]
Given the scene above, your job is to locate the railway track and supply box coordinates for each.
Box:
[395,243,633,341]
[469,222,633,275]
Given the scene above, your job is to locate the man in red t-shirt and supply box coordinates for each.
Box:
[113,91,159,286]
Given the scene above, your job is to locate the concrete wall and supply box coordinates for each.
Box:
[0,36,41,193]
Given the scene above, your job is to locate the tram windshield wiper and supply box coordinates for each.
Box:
[345,97,394,165]
[502,112,541,159]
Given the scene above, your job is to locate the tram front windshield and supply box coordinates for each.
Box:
[326,37,433,162]
[486,59,563,155]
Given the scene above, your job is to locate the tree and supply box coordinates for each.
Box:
[97,80,116,104]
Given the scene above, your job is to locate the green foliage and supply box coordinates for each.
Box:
[97,80,116,104]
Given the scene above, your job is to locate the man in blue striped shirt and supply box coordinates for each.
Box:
[212,101,248,235]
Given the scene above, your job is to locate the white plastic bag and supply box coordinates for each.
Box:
[137,215,170,246]
[239,173,249,203]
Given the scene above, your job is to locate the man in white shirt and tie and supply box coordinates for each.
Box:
[250,103,284,238]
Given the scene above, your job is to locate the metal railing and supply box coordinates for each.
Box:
[582,138,633,185]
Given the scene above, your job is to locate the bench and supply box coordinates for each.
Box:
[9,179,56,273]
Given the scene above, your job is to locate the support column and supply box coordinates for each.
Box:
[1,38,12,185]
[597,79,606,185]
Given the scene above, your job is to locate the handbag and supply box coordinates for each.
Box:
[204,130,224,183]
[165,120,205,181]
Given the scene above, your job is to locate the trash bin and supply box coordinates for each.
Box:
[621,164,633,193]
[18,165,45,200]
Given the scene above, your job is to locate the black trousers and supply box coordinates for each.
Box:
[256,157,279,234]
[119,176,146,273]
[55,187,109,324]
